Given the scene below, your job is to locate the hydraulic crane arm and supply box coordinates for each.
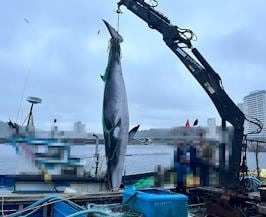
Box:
[118,0,246,187]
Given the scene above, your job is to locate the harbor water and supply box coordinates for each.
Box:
[0,143,265,175]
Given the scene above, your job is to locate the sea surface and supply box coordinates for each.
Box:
[0,143,265,175]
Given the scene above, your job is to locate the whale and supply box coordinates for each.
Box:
[102,20,139,190]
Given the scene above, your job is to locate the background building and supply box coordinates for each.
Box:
[207,118,217,139]
[73,121,86,134]
[243,90,266,138]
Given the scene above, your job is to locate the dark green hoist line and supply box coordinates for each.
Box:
[117,0,262,189]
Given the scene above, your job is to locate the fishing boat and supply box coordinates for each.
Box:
[0,187,192,217]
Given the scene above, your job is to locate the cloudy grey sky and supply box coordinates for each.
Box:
[1,0,265,133]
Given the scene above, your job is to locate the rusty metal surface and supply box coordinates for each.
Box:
[191,187,262,217]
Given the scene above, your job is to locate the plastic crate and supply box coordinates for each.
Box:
[53,202,86,217]
[123,188,188,217]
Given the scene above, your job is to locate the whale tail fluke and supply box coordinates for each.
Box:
[102,19,123,43]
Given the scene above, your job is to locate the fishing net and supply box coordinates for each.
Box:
[132,177,154,190]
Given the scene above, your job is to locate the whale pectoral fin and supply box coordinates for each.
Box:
[104,118,121,141]
[105,119,121,162]
[128,124,140,141]
[112,119,121,131]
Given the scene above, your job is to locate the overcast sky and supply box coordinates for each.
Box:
[1,0,265,133]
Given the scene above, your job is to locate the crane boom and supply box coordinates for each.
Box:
[118,0,246,188]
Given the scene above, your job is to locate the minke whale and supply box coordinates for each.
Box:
[102,20,139,190]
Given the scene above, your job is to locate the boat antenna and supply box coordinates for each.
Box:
[15,68,31,123]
